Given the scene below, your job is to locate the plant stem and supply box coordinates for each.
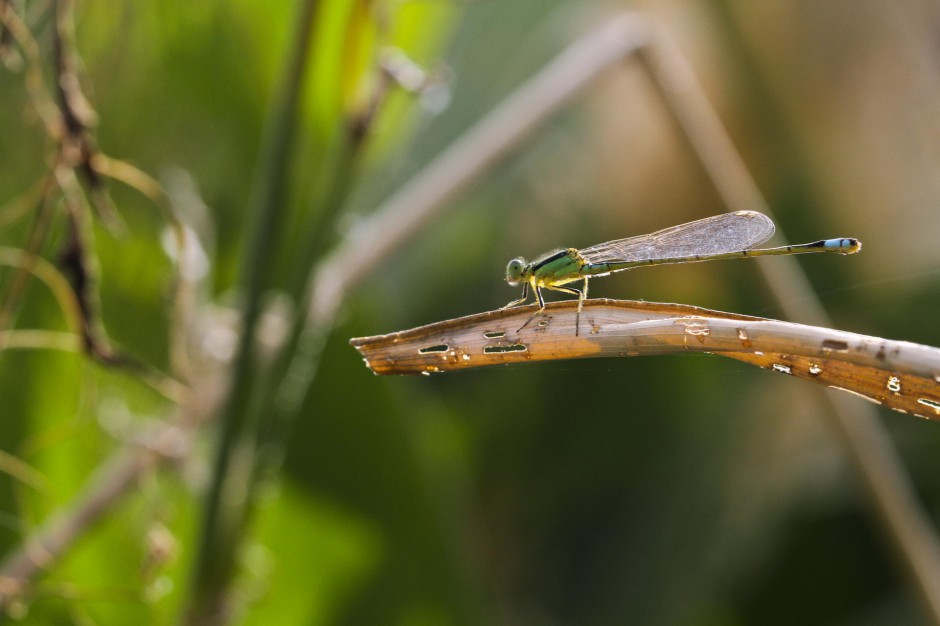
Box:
[183,1,319,622]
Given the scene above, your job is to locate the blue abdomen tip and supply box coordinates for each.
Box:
[824,238,861,253]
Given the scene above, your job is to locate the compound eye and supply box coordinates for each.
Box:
[505,258,526,284]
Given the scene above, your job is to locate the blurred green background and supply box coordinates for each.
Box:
[1,0,939,624]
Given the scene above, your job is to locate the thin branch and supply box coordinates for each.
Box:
[52,0,124,233]
[50,165,192,400]
[1,1,184,384]
[350,299,940,421]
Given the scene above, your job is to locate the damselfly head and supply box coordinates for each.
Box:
[505,257,527,285]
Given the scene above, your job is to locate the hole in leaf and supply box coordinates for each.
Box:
[917,398,940,413]
[419,344,448,354]
[483,344,527,354]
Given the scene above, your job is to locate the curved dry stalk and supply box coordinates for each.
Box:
[350,299,940,421]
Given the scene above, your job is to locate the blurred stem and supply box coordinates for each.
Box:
[184,0,319,622]
[194,25,383,615]
[252,133,363,473]
[243,7,416,515]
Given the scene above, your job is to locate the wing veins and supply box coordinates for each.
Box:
[578,212,776,265]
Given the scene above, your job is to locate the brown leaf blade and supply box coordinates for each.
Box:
[350,299,940,421]
[721,351,940,420]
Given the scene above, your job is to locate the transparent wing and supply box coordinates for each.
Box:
[579,211,775,265]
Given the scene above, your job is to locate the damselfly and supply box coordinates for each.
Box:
[503,210,860,313]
